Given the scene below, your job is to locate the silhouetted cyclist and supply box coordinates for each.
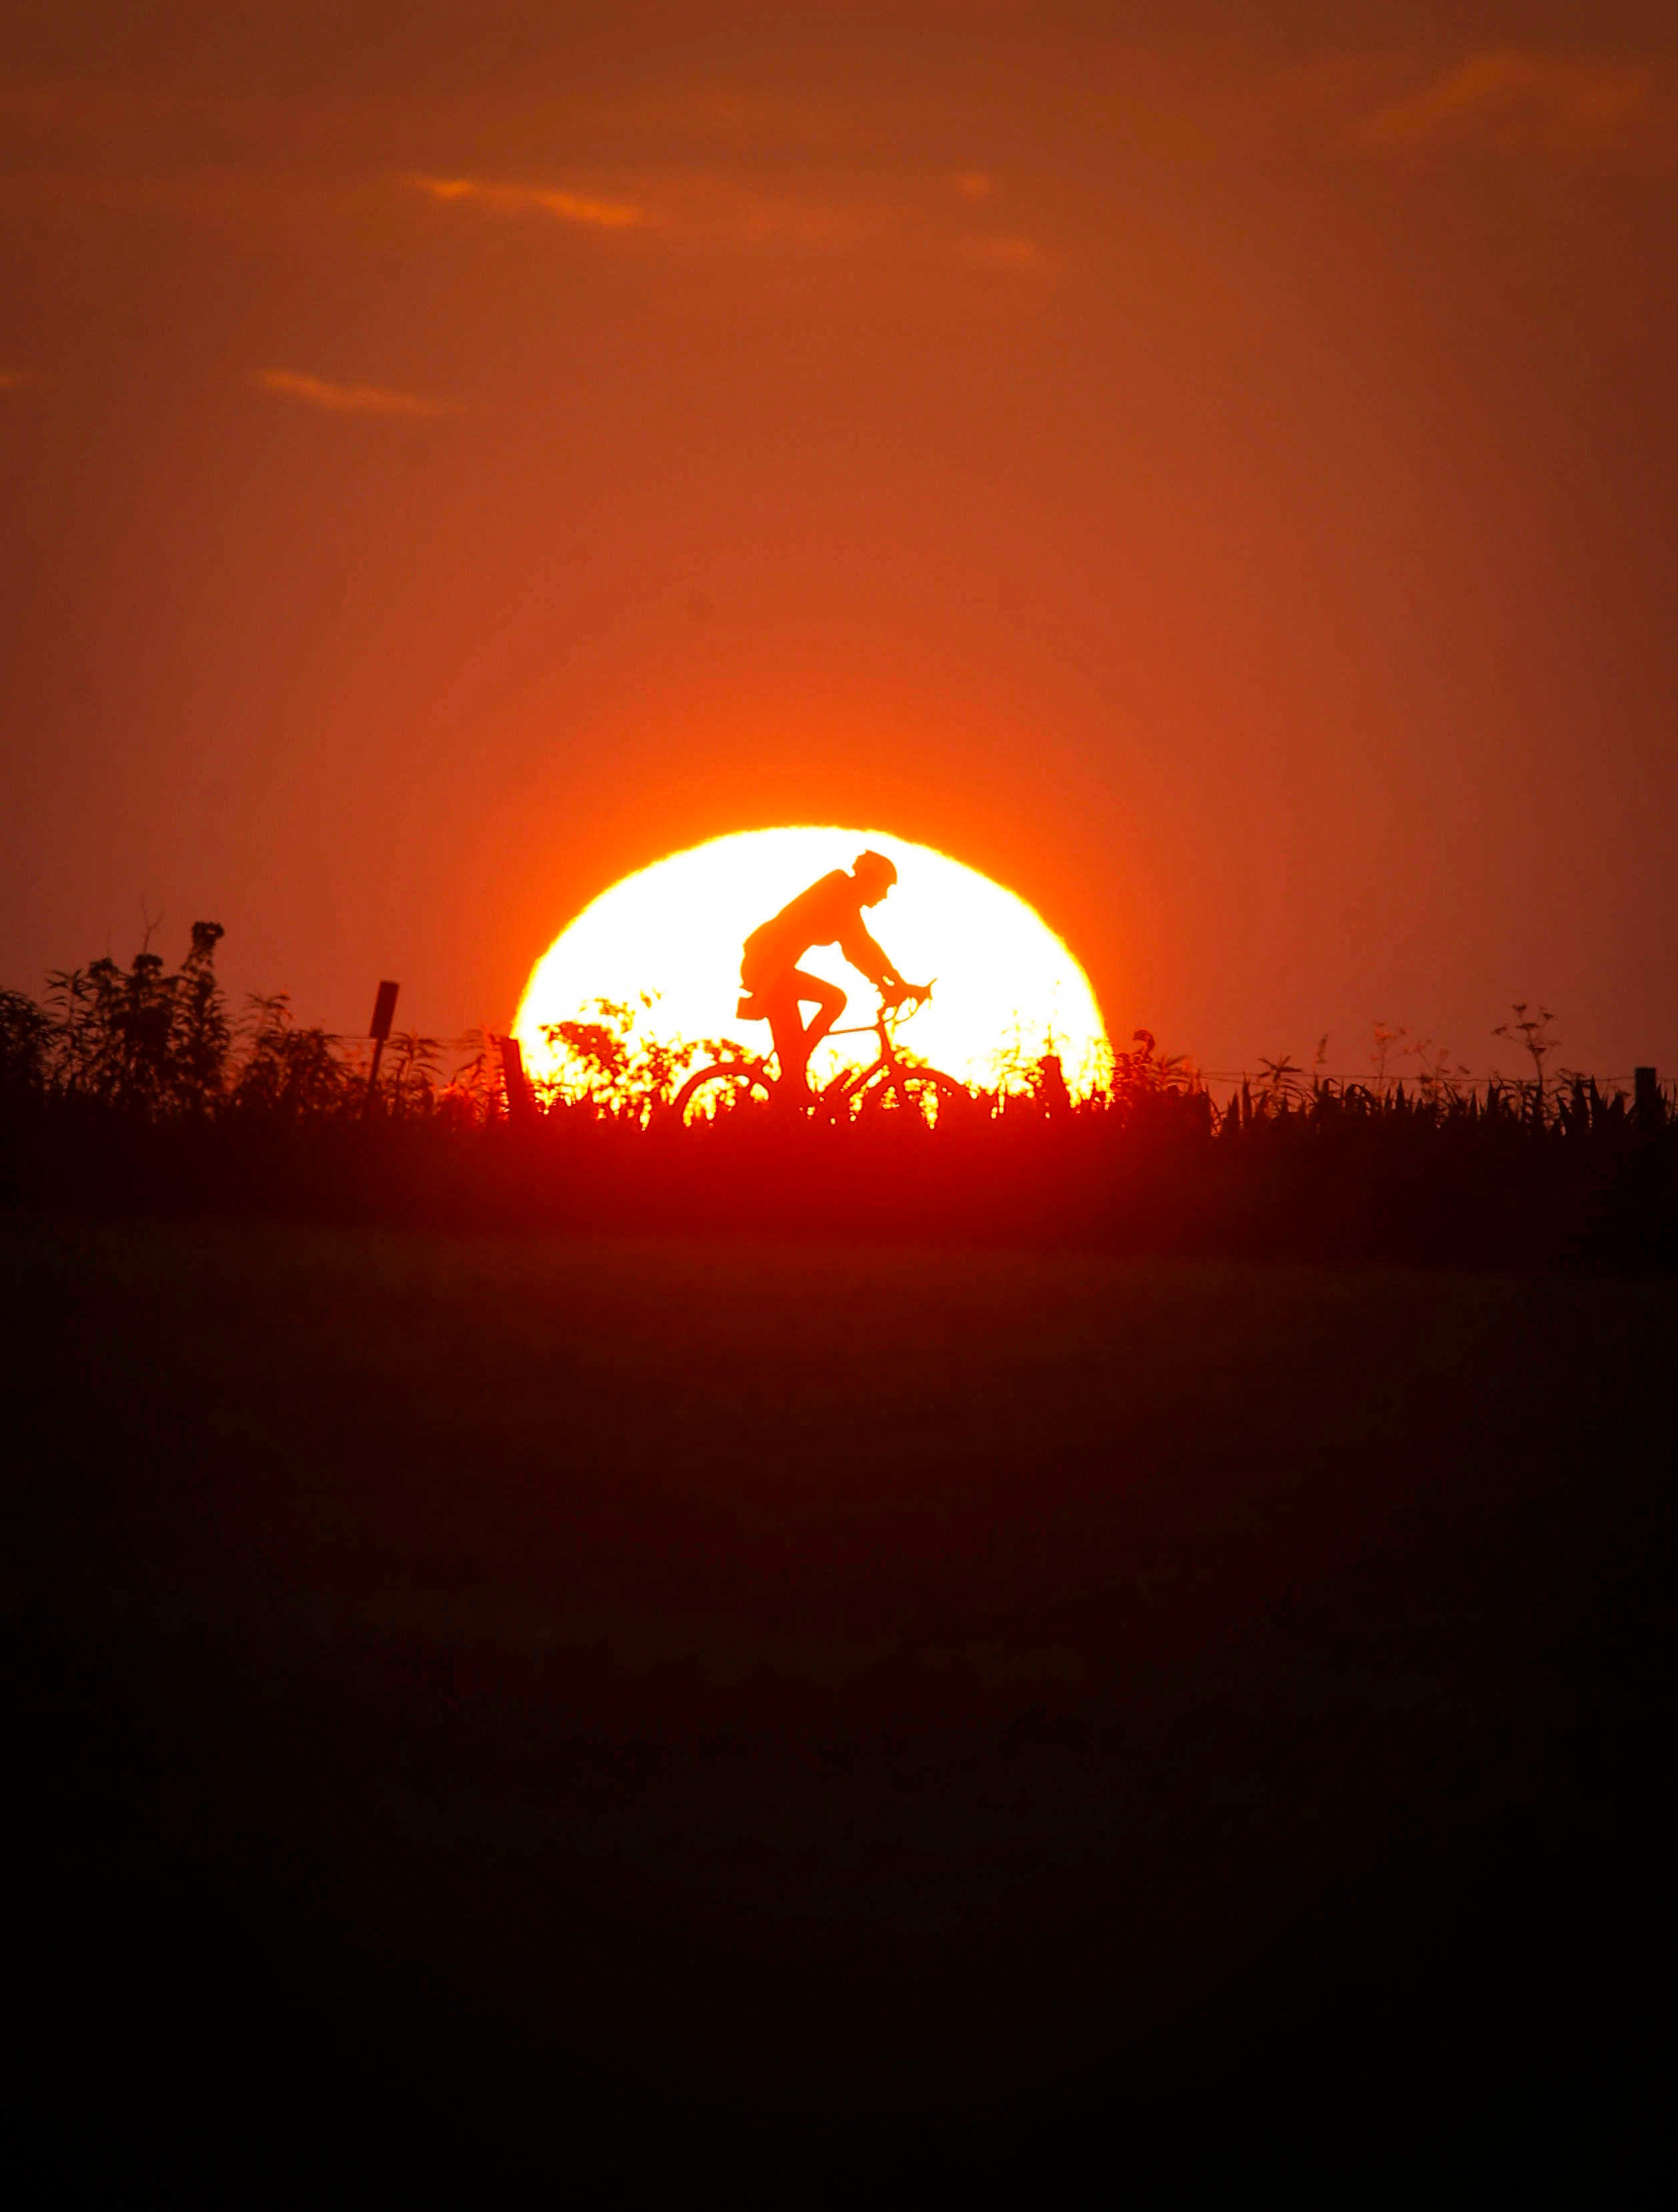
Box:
[739,851,928,1099]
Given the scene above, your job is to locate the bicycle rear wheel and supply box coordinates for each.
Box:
[671,1061,775,1125]
[858,1067,974,1129]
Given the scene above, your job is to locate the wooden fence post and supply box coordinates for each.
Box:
[365,980,399,1109]
[1634,1066,1660,1121]
[500,1034,535,1127]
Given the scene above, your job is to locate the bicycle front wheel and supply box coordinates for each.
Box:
[858,1067,975,1129]
[670,1061,775,1126]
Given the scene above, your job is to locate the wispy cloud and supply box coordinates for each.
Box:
[1348,49,1656,157]
[959,233,1047,273]
[408,174,643,228]
[409,165,873,251]
[405,165,1060,278]
[254,368,450,418]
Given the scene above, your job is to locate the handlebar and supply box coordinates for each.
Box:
[880,980,933,1023]
[825,982,934,1043]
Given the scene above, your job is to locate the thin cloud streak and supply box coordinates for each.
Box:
[255,369,451,418]
[406,165,1058,272]
[409,174,643,228]
[1349,49,1657,157]
[959,233,1046,273]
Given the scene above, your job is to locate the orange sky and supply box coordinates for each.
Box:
[5,3,1676,1081]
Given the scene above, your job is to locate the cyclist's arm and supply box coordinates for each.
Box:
[837,917,901,993]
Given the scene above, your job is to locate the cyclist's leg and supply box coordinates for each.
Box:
[793,971,847,1060]
[741,961,845,1098]
[748,969,811,1097]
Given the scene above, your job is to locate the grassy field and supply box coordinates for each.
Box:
[7,1218,1672,2193]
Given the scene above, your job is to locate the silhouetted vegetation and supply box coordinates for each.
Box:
[3,924,1674,1267]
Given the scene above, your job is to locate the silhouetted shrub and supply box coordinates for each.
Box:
[3,928,1673,1268]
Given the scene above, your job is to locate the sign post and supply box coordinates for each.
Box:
[366,980,400,1109]
[499,1033,534,1126]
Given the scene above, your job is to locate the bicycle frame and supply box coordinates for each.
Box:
[732,1000,920,1105]
[804,999,929,1113]
[669,990,964,1127]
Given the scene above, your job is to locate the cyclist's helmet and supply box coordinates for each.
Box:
[853,850,898,891]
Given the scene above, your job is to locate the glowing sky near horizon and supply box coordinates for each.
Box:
[5,4,1678,1080]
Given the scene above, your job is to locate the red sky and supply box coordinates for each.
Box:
[5,3,1675,1082]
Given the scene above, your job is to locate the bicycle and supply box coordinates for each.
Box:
[669,986,975,1128]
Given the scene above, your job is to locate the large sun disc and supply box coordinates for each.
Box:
[514,827,1107,1099]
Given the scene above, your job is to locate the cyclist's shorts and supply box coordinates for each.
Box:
[739,934,793,995]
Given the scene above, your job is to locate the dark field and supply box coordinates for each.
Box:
[8,1220,1673,2195]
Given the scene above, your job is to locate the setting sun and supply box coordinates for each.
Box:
[514,828,1108,1099]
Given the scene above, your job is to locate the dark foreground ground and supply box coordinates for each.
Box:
[5,1219,1672,2197]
